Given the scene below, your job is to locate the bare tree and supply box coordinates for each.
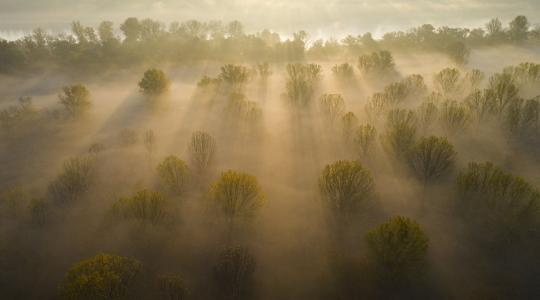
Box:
[188,131,216,178]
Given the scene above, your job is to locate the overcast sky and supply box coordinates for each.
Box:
[1,0,539,39]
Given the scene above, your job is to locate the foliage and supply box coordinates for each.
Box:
[219,64,250,89]
[331,63,355,82]
[386,108,417,129]
[381,123,417,161]
[486,72,519,115]
[59,84,91,117]
[439,100,469,134]
[318,94,345,124]
[416,101,438,130]
[189,131,216,176]
[433,68,461,96]
[365,216,429,287]
[110,190,171,225]
[357,50,397,79]
[341,112,359,143]
[213,246,256,300]
[284,63,321,107]
[157,275,188,300]
[318,160,374,223]
[60,253,142,300]
[353,124,377,158]
[157,156,190,196]
[456,162,540,241]
[138,68,170,96]
[464,89,493,122]
[408,136,456,183]
[209,170,265,225]
[0,96,37,131]
[48,156,94,205]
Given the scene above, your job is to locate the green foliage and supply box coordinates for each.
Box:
[353,124,377,157]
[157,275,188,300]
[157,156,190,196]
[189,131,216,176]
[503,62,540,91]
[508,16,530,43]
[318,160,374,222]
[48,156,94,205]
[60,253,142,300]
[110,190,170,225]
[408,136,456,183]
[284,63,322,107]
[213,246,256,300]
[0,96,37,131]
[486,72,519,114]
[331,63,355,82]
[382,123,417,161]
[439,100,469,134]
[59,84,91,117]
[318,94,345,124]
[219,64,250,89]
[464,69,485,90]
[357,50,397,78]
[386,108,417,129]
[457,162,540,241]
[341,112,359,143]
[464,89,493,122]
[209,170,265,225]
[138,68,170,96]
[0,185,27,219]
[416,101,438,130]
[433,68,461,96]
[365,216,429,286]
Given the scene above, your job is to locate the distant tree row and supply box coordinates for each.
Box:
[1,15,539,73]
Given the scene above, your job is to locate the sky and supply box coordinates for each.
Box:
[1,0,539,39]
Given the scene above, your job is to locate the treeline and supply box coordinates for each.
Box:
[0,15,539,74]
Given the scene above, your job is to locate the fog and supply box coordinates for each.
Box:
[1,8,540,300]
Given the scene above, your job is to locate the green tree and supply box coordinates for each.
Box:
[284,63,321,107]
[213,246,256,300]
[219,64,250,90]
[60,253,142,300]
[209,171,265,225]
[332,63,355,84]
[457,162,540,242]
[433,68,461,96]
[157,275,188,300]
[341,112,359,143]
[110,190,170,226]
[357,50,397,79]
[120,17,142,43]
[319,94,345,124]
[487,72,519,115]
[365,216,429,289]
[318,160,374,224]
[508,15,529,43]
[353,124,377,158]
[48,156,94,205]
[381,123,417,161]
[439,100,469,135]
[408,136,456,184]
[189,131,216,177]
[417,101,438,131]
[59,84,91,117]
[157,156,190,196]
[138,68,170,97]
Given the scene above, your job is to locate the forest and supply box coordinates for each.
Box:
[1,12,540,300]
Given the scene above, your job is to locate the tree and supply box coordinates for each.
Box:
[213,246,256,300]
[464,69,485,90]
[110,190,170,226]
[60,253,142,300]
[59,84,91,117]
[120,17,142,43]
[189,131,216,177]
[157,275,188,300]
[486,73,518,115]
[386,108,417,129]
[157,156,190,196]
[332,63,355,84]
[433,68,461,96]
[457,162,540,242]
[48,156,94,205]
[284,63,322,107]
[219,64,250,90]
[341,112,359,143]
[464,89,493,122]
[138,68,170,97]
[486,18,505,42]
[318,94,345,124]
[318,160,374,224]
[417,101,438,131]
[353,124,376,158]
[365,216,429,289]
[209,171,265,226]
[382,123,417,161]
[508,15,529,43]
[98,21,116,44]
[357,50,397,79]
[439,100,469,135]
[408,136,456,184]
